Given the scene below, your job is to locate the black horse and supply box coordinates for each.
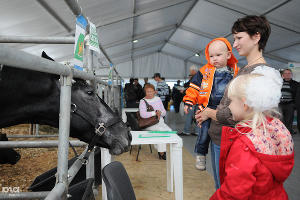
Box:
[0,133,21,164]
[0,52,131,155]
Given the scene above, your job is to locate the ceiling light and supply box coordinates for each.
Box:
[133,39,138,43]
[195,53,200,57]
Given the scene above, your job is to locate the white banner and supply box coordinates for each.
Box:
[89,22,100,53]
[74,15,87,71]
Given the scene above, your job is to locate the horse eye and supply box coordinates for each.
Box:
[87,91,94,95]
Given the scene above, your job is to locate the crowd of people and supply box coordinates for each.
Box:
[123,15,297,199]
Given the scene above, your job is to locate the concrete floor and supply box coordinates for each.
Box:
[165,109,300,200]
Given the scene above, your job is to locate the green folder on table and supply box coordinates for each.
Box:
[139,133,171,138]
[138,131,177,138]
[148,131,177,134]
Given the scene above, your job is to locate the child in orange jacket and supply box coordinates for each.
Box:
[182,38,238,187]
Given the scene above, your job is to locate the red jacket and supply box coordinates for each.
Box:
[210,118,294,200]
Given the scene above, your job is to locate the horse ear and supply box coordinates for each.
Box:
[41,51,55,61]
[73,78,86,83]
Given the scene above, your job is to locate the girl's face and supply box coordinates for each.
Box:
[145,88,156,99]
[229,96,248,121]
[233,32,260,57]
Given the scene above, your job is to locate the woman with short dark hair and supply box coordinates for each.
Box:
[195,15,275,190]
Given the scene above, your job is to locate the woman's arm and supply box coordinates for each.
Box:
[158,98,166,117]
[139,100,156,118]
[195,107,217,124]
[196,87,236,126]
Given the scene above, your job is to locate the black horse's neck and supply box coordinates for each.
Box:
[0,66,60,128]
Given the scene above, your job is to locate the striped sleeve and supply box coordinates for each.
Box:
[156,81,169,101]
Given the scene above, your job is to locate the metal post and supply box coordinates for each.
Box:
[0,36,74,44]
[64,0,82,16]
[111,65,115,109]
[86,150,95,179]
[0,192,49,199]
[0,45,110,84]
[45,183,66,200]
[67,147,88,184]
[35,124,40,136]
[49,74,72,200]
[7,134,58,138]
[0,140,85,148]
[29,124,33,135]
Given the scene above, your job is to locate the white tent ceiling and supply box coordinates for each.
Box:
[1,0,300,78]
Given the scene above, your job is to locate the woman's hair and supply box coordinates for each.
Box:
[231,15,271,51]
[144,83,155,91]
[228,74,280,131]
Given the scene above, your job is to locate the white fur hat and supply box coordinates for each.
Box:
[246,65,283,111]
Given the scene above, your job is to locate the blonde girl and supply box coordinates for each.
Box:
[210,67,294,200]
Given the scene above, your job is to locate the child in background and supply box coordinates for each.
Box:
[183,38,239,173]
[211,66,294,200]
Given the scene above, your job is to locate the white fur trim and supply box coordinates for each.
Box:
[246,65,283,111]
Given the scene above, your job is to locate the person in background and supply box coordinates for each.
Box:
[210,70,294,200]
[139,83,171,160]
[183,38,239,172]
[279,69,299,135]
[179,65,198,136]
[172,80,184,113]
[296,85,300,134]
[143,77,149,88]
[142,77,149,98]
[124,78,138,108]
[133,78,144,102]
[162,77,171,111]
[153,73,169,110]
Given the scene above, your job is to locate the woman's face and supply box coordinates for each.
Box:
[233,32,259,57]
[145,88,156,99]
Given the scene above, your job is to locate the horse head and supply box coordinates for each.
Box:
[0,52,131,155]
[40,52,131,155]
[68,78,131,155]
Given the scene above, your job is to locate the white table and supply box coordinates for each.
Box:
[101,131,183,200]
[121,107,139,122]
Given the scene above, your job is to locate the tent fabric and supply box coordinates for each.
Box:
[1,0,300,79]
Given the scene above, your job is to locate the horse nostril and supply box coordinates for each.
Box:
[15,154,21,162]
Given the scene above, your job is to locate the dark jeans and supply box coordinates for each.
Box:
[194,119,211,156]
[279,103,295,134]
[211,141,221,189]
[174,99,181,113]
[162,100,168,110]
[297,108,300,133]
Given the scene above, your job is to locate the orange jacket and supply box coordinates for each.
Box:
[183,38,239,111]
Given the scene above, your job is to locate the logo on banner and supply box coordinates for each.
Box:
[74,15,87,71]
[89,22,100,53]
[74,33,85,61]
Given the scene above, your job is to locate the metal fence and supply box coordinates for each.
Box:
[0,0,123,199]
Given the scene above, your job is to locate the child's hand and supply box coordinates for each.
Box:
[184,105,192,114]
